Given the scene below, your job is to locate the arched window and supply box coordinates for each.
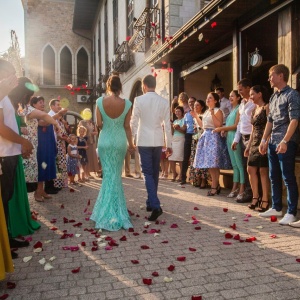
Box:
[60,46,72,85]
[43,45,55,85]
[77,47,88,86]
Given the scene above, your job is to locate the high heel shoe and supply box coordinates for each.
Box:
[35,196,44,202]
[170,173,178,182]
[257,200,269,212]
[207,187,218,196]
[248,197,261,210]
[216,184,221,195]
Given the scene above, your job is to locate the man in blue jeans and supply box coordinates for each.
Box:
[131,75,172,221]
[259,64,300,225]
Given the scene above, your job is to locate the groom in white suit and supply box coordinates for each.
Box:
[131,75,172,221]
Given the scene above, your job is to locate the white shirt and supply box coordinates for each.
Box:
[233,98,256,143]
[131,92,172,148]
[0,96,22,156]
[220,97,231,121]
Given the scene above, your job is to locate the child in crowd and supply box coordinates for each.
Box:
[67,134,81,185]
[77,126,89,182]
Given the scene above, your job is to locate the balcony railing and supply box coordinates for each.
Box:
[112,41,134,73]
[128,7,160,52]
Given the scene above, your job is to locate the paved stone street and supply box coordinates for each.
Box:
[1,174,300,300]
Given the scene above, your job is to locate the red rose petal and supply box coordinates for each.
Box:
[177,256,186,261]
[141,245,150,249]
[84,208,88,213]
[245,236,257,243]
[233,234,240,240]
[192,296,202,300]
[120,235,127,241]
[92,241,98,246]
[152,271,159,277]
[63,230,68,233]
[223,208,228,212]
[87,199,90,206]
[133,232,139,236]
[136,214,140,217]
[296,258,300,263]
[225,233,233,239]
[7,282,16,289]
[73,222,82,227]
[230,223,237,230]
[51,227,58,231]
[69,188,75,192]
[191,216,197,220]
[192,220,200,224]
[63,217,68,223]
[0,294,9,300]
[194,226,201,230]
[91,246,98,251]
[194,207,199,210]
[70,246,79,251]
[223,242,232,245]
[128,228,134,232]
[62,246,70,250]
[105,246,113,250]
[270,234,277,238]
[142,230,148,234]
[81,242,86,247]
[85,217,90,221]
[71,267,80,273]
[270,216,277,222]
[170,224,178,228]
[189,247,197,252]
[161,240,168,244]
[33,241,43,249]
[69,219,76,223]
[61,204,65,209]
[131,260,139,264]
[155,220,159,224]
[167,265,175,271]
[108,240,119,247]
[142,278,152,285]
[105,236,112,241]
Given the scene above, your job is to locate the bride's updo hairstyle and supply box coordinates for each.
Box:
[106,75,122,95]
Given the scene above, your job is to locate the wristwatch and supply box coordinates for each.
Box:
[281,139,288,144]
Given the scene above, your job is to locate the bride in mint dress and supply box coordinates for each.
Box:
[91,75,135,231]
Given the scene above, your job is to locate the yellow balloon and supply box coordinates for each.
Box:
[60,98,70,108]
[81,109,92,120]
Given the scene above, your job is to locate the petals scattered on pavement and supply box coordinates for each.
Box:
[39,258,46,265]
[177,256,186,261]
[6,282,16,289]
[44,263,54,271]
[71,267,80,273]
[167,265,175,271]
[142,278,152,285]
[152,271,159,277]
[131,260,139,264]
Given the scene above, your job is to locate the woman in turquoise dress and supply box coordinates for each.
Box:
[91,75,135,231]
[214,90,245,198]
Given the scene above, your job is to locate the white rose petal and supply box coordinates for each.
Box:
[144,221,151,226]
[41,162,47,169]
[219,229,226,233]
[256,226,263,229]
[23,256,33,263]
[39,258,46,265]
[33,247,43,253]
[75,234,81,238]
[44,240,52,244]
[97,238,103,242]
[49,256,56,261]
[154,233,160,237]
[98,229,102,233]
[164,277,173,282]
[100,235,107,239]
[185,213,190,215]
[232,217,237,220]
[98,242,107,248]
[44,263,54,271]
[140,205,144,209]
[129,199,134,202]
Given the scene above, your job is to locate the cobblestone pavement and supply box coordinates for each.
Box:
[1,174,300,300]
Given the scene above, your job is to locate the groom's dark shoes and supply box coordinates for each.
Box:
[148,208,163,221]
[10,238,30,248]
[146,206,152,212]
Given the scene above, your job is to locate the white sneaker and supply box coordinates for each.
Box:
[289,219,300,228]
[279,213,297,225]
[258,208,282,218]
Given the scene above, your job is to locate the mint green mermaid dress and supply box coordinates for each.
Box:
[91,97,133,231]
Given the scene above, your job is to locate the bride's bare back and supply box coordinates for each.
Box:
[102,95,125,119]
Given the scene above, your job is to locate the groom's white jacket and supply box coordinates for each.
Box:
[130,92,172,148]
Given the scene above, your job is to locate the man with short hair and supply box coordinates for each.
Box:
[215,87,231,121]
[259,64,300,226]
[231,78,256,203]
[0,59,33,257]
[131,75,172,221]
[180,97,195,185]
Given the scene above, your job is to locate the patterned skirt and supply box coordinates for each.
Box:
[193,129,232,169]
